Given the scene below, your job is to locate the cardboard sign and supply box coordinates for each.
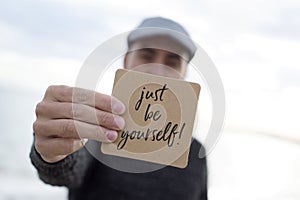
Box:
[101,69,200,168]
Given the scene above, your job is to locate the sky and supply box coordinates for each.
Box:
[0,0,299,141]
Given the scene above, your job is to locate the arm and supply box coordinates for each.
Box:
[198,144,208,200]
[190,139,208,200]
[198,156,208,200]
[30,85,125,187]
[30,138,93,188]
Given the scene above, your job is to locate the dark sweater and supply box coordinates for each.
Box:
[30,139,207,200]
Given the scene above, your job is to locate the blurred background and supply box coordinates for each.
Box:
[0,0,299,199]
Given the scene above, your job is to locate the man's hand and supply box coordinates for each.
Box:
[33,85,125,163]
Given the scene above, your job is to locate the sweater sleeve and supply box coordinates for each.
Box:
[190,139,208,200]
[29,139,94,189]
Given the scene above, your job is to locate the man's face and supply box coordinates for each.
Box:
[124,42,188,79]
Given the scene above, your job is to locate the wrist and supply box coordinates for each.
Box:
[40,154,67,163]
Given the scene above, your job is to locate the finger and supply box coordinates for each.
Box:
[44,85,125,114]
[33,119,118,142]
[35,102,125,130]
[35,136,85,158]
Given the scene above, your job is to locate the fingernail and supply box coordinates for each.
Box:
[106,130,118,141]
[112,98,125,114]
[114,116,125,129]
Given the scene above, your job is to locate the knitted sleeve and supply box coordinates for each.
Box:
[29,139,93,189]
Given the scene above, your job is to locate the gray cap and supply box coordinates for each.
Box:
[127,17,197,61]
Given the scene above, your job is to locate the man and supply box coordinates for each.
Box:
[30,17,207,200]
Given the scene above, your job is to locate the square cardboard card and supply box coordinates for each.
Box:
[101,69,200,168]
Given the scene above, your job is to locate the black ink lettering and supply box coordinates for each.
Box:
[144,103,162,121]
[167,124,178,147]
[145,90,155,100]
[159,84,168,101]
[151,129,157,141]
[136,130,144,139]
[129,130,137,140]
[135,88,145,111]
[179,123,186,139]
[144,103,152,121]
[116,121,185,150]
[153,111,161,121]
[134,85,169,112]
[117,130,129,150]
